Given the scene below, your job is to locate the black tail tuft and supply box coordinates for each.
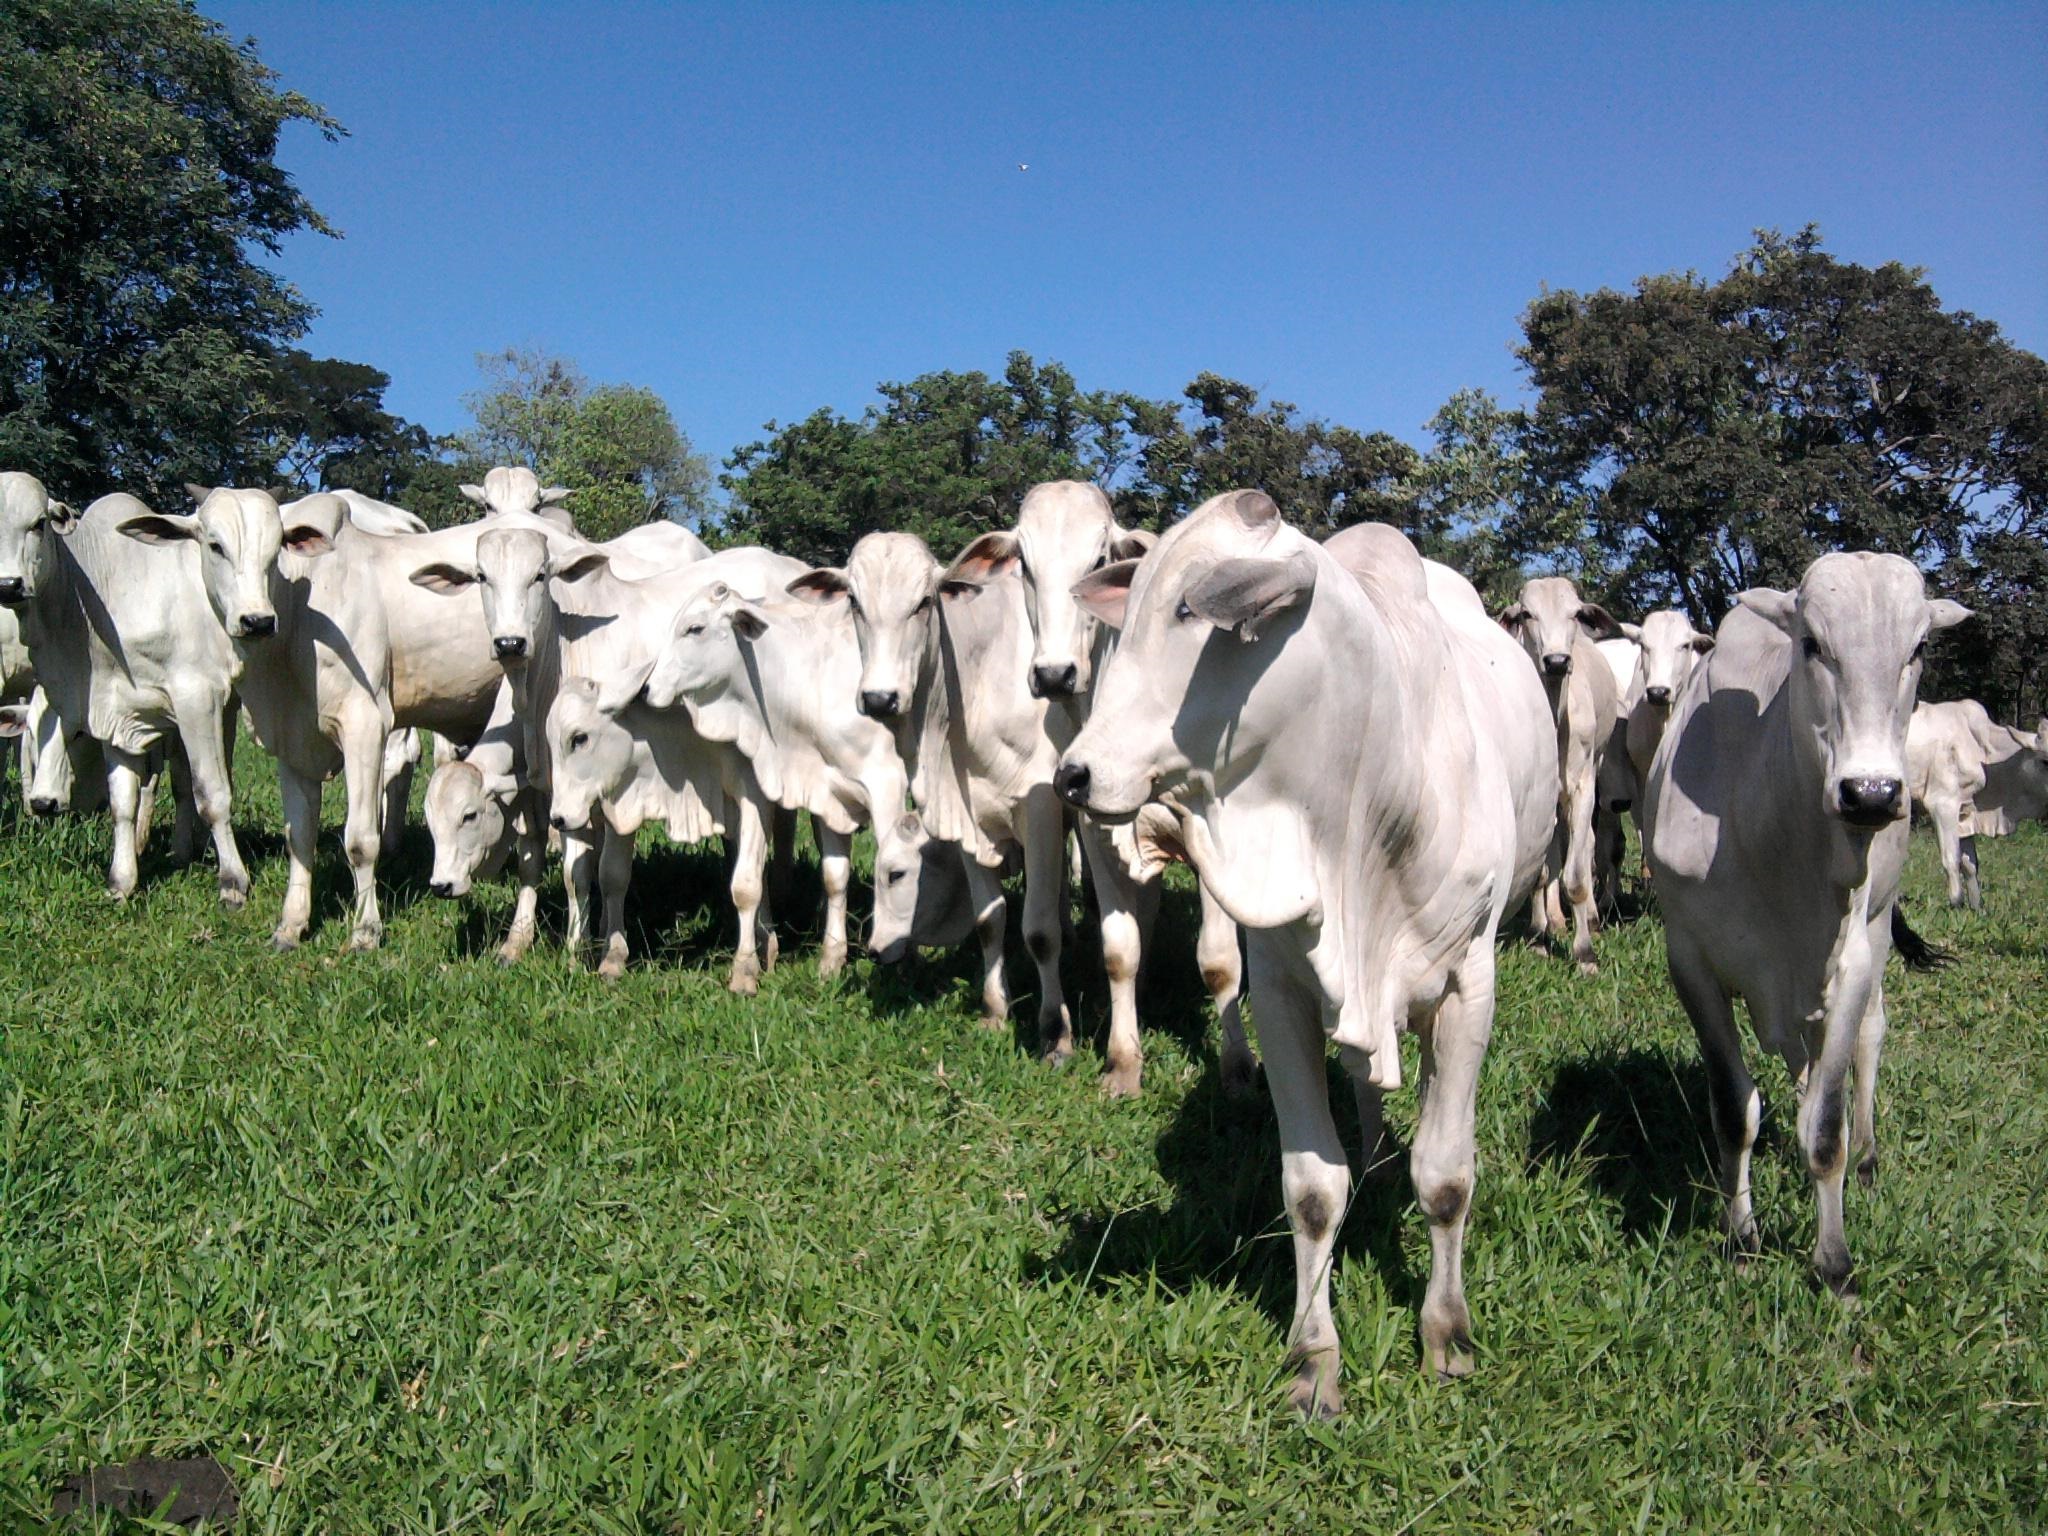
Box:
[1890,903,1954,973]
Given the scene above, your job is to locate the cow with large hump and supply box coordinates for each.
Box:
[943,479,1255,1097]
[1057,491,1554,1415]
[785,531,1076,1062]
[1500,575,1623,973]
[1906,698,2048,909]
[0,472,250,906]
[1645,551,1970,1296]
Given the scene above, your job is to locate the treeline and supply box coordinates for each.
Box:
[2,1,2042,716]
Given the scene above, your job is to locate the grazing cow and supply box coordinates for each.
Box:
[1645,552,1969,1295]
[0,474,248,905]
[1057,495,1553,1413]
[1906,699,2048,909]
[1500,576,1623,973]
[786,532,1074,1057]
[944,479,1253,1096]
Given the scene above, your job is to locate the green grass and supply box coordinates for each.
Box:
[1,745,2043,1532]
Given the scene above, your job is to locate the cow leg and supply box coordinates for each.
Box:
[380,739,417,852]
[166,737,199,865]
[339,718,387,951]
[1197,883,1257,1101]
[104,746,148,901]
[1932,804,1966,906]
[727,793,770,996]
[1958,833,1981,911]
[1410,949,1493,1381]
[1800,926,1877,1298]
[1850,983,1887,1190]
[765,806,797,973]
[1667,933,1760,1260]
[498,802,544,965]
[1563,792,1600,974]
[816,823,851,978]
[964,860,1010,1027]
[595,822,633,980]
[1252,934,1350,1419]
[562,827,597,951]
[1020,786,1072,1068]
[175,694,248,910]
[274,764,321,950]
[1079,821,1145,1096]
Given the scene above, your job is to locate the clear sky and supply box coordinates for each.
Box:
[210,1,2048,484]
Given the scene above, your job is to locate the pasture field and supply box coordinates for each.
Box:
[0,748,2043,1534]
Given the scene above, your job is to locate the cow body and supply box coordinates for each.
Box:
[1906,699,2048,908]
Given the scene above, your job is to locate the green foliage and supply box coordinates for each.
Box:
[254,349,436,500]
[460,348,710,542]
[0,745,2042,1529]
[0,0,340,506]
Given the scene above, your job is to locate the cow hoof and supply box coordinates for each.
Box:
[976,1013,1008,1033]
[761,934,780,972]
[1576,958,1600,978]
[728,957,760,996]
[598,957,627,982]
[1099,1067,1140,1100]
[495,946,527,968]
[1856,1156,1878,1190]
[818,943,847,980]
[1815,1253,1858,1301]
[218,882,248,911]
[106,884,135,904]
[270,931,302,953]
[1040,1041,1075,1072]
[1286,1349,1343,1420]
[344,926,383,953]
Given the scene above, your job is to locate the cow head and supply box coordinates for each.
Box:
[458,465,575,526]
[544,668,650,833]
[409,529,608,662]
[643,582,766,713]
[17,686,92,815]
[787,531,974,723]
[119,485,335,641]
[1630,609,1714,709]
[1738,552,1970,829]
[424,759,517,897]
[1056,489,1318,819]
[947,482,1156,699]
[0,472,78,606]
[1500,576,1620,681]
[866,811,978,963]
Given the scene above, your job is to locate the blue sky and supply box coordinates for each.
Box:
[213,2,2048,484]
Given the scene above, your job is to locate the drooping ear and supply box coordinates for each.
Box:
[550,549,610,584]
[1927,599,1972,631]
[410,562,478,594]
[282,522,335,558]
[1211,489,1281,530]
[938,577,984,603]
[0,704,25,739]
[1689,632,1716,654]
[458,483,487,506]
[183,482,212,506]
[786,567,851,604]
[1497,603,1530,632]
[596,657,656,715]
[1183,550,1318,641]
[46,500,77,533]
[1073,559,1138,630]
[1619,622,1642,643]
[538,485,574,506]
[729,602,770,641]
[1110,527,1158,561]
[479,769,521,801]
[947,531,1020,584]
[1736,587,1798,637]
[1575,603,1621,641]
[117,512,201,546]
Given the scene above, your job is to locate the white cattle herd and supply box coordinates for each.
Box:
[1,466,2039,1417]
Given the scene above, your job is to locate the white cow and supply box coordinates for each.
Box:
[0,474,248,905]
[1057,494,1554,1413]
[786,532,1073,1057]
[1619,610,1714,791]
[1500,575,1623,973]
[1906,699,2048,909]
[1645,552,1969,1295]
[458,466,578,531]
[943,480,1253,1097]
[283,489,429,538]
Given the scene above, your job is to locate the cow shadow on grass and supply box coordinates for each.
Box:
[1024,1050,1426,1339]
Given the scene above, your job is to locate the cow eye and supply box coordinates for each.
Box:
[887,868,905,885]
[1174,599,1195,623]
[207,539,227,556]
[531,572,546,585]
[568,731,589,751]
[462,809,479,824]
[684,622,705,637]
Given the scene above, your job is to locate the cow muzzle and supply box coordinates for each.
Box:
[1054,759,1092,808]
[28,795,59,817]
[1836,776,1904,827]
[0,577,26,605]
[1540,652,1572,678]
[493,635,529,659]
[429,878,459,899]
[1029,661,1080,699]
[1645,685,1672,706]
[235,612,277,639]
[869,935,910,965]
[858,689,901,720]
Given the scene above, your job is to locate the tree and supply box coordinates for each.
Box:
[1405,388,1550,607]
[254,349,436,499]
[459,348,710,541]
[0,0,341,505]
[1517,228,2048,629]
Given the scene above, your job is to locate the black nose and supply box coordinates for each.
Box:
[28,796,58,817]
[429,879,453,898]
[0,577,26,604]
[1645,685,1672,705]
[1838,776,1903,824]
[549,813,567,831]
[859,689,900,720]
[1540,652,1572,677]
[1054,759,1091,807]
[493,635,528,658]
[869,937,909,965]
[1030,662,1079,698]
[237,613,276,638]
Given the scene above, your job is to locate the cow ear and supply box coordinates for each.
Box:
[1110,527,1158,561]
[1213,489,1281,530]
[117,513,201,546]
[458,483,487,506]
[1689,633,1716,654]
[1498,603,1529,632]
[479,769,520,801]
[1073,559,1138,630]
[729,602,770,640]
[1736,587,1798,637]
[410,562,478,594]
[183,483,212,506]
[1618,622,1642,643]
[786,567,850,604]
[1183,550,1317,641]
[938,578,984,603]
[47,500,77,533]
[538,486,574,506]
[1927,599,1972,631]
[1576,603,1621,640]
[596,657,656,715]
[0,705,25,739]
[947,531,1020,584]
[551,550,610,584]
[282,523,335,558]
